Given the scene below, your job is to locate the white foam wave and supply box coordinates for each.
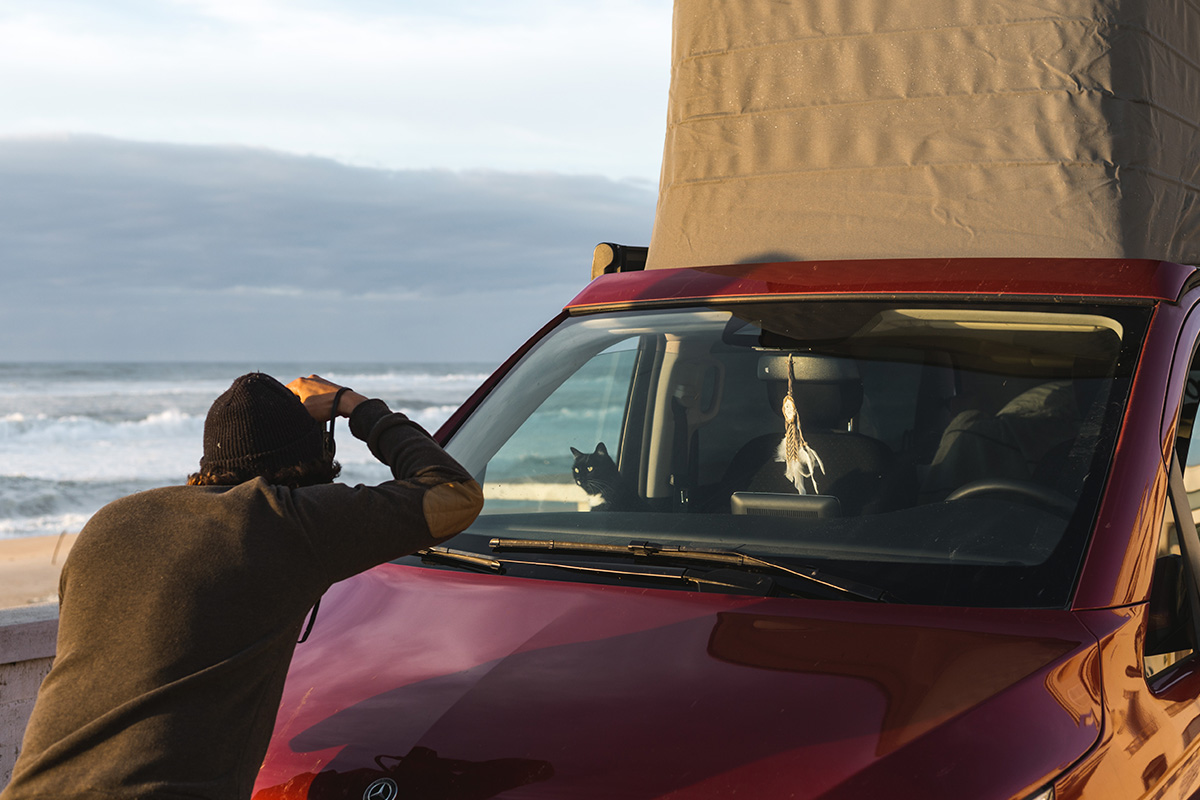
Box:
[2,408,199,441]
[0,511,94,539]
[1,410,204,482]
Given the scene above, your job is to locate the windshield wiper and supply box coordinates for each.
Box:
[517,561,776,594]
[488,538,893,602]
[418,546,772,594]
[417,547,504,573]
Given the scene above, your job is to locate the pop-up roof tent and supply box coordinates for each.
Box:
[646,0,1200,270]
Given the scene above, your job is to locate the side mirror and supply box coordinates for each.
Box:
[1146,554,1194,657]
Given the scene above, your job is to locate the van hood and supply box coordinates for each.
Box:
[254,564,1102,799]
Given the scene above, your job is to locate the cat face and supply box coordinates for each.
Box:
[571,442,615,494]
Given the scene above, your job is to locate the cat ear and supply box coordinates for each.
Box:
[570,447,583,457]
[596,442,609,456]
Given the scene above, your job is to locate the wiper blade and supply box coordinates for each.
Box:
[530,562,774,594]
[417,546,770,594]
[417,546,504,573]
[489,538,892,602]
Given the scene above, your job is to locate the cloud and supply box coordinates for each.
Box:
[0,135,657,363]
[0,1,672,177]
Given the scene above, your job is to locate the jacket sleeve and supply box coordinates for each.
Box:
[281,399,484,586]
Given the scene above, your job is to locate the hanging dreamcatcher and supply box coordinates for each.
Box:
[777,354,824,494]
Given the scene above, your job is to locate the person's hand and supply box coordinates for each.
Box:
[286,375,368,422]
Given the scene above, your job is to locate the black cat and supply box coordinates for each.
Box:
[570,442,644,512]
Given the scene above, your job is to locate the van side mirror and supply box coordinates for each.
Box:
[1146,554,1194,657]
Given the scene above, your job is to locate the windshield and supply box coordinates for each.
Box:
[434,299,1150,608]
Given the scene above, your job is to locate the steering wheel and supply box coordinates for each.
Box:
[945,479,1076,517]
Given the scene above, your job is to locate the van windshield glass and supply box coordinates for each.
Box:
[440,300,1150,608]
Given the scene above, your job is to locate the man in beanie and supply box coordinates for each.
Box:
[2,373,483,800]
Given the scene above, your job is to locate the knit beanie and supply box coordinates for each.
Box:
[200,372,323,475]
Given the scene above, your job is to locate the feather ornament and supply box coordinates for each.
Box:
[777,355,824,494]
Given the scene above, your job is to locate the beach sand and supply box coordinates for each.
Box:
[0,533,77,609]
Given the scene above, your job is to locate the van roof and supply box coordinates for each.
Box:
[567,258,1196,312]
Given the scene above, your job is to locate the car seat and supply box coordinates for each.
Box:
[922,379,1088,502]
[712,354,916,516]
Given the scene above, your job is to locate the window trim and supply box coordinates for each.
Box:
[1167,455,1200,648]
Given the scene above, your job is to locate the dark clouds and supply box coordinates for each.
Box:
[0,136,657,362]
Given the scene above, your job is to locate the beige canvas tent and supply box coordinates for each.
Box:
[647,0,1200,270]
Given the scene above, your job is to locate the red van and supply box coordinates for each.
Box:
[254,256,1200,800]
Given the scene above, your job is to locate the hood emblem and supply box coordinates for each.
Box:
[363,777,399,800]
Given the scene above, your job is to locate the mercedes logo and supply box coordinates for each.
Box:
[363,777,399,800]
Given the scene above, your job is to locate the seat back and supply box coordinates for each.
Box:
[714,354,915,516]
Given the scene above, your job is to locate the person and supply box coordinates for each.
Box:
[1,372,483,800]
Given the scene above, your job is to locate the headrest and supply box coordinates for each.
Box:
[758,354,863,428]
[757,353,859,382]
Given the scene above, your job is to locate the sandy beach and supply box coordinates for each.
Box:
[0,533,77,609]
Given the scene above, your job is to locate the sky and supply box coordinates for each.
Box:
[0,0,673,362]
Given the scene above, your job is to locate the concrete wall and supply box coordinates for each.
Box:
[0,604,57,788]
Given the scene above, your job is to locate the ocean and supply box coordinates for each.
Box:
[0,362,493,540]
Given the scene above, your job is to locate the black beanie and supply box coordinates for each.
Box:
[200,373,323,475]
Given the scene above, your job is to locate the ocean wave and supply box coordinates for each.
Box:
[1,408,202,444]
[0,511,95,539]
